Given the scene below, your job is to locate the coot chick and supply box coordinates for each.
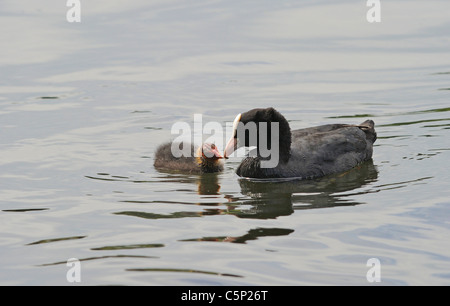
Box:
[154,142,224,174]
[224,107,376,179]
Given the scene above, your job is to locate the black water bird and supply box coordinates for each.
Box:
[223,107,376,179]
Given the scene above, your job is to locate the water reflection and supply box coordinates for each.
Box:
[180,227,294,244]
[153,169,222,195]
[114,161,378,245]
[39,255,157,267]
[117,160,378,222]
[197,173,221,195]
[125,267,242,278]
[26,235,86,246]
[238,160,379,212]
[91,243,164,251]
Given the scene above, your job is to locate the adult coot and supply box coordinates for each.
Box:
[154,142,224,174]
[223,107,376,179]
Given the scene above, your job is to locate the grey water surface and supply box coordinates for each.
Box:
[1,0,450,285]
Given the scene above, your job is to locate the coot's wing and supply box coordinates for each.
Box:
[289,124,374,178]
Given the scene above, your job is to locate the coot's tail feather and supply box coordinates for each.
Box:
[358,120,377,144]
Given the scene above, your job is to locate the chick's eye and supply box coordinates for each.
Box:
[211,144,216,149]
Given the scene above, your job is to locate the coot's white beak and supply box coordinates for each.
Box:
[224,113,241,159]
[223,137,237,159]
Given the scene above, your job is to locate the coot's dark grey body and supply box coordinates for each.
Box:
[225,108,376,179]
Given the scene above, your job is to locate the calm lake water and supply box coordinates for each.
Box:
[1,0,450,285]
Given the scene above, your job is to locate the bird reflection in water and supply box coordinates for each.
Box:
[117,160,378,243]
[238,159,379,212]
[197,172,221,195]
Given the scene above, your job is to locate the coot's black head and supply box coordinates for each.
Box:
[224,107,292,163]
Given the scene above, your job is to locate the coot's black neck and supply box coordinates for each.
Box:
[235,108,292,178]
[253,107,292,164]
